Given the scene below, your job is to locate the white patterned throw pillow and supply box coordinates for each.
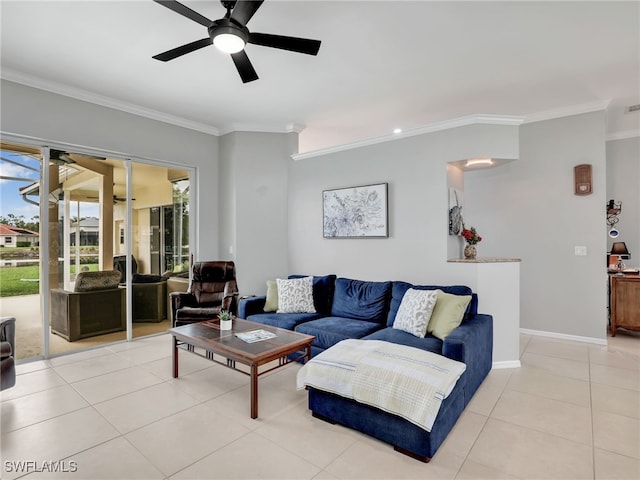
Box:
[276,276,316,314]
[393,288,440,337]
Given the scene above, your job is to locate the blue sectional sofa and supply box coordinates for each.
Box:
[238,274,493,462]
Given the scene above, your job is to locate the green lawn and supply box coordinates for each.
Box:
[0,264,99,297]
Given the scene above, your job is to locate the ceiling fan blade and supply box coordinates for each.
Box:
[248,32,320,55]
[153,38,212,61]
[153,0,212,27]
[230,0,264,26]
[231,50,259,83]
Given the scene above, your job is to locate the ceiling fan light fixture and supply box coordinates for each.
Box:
[210,19,248,54]
[213,32,246,53]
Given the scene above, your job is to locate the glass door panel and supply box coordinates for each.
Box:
[130,163,189,336]
[0,142,43,360]
[47,152,125,355]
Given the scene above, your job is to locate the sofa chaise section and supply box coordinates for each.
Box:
[364,281,492,405]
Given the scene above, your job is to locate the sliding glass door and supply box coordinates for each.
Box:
[0,140,191,360]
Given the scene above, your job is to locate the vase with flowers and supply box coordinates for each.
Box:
[461,226,482,259]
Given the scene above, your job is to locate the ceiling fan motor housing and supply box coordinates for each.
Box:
[209,18,249,45]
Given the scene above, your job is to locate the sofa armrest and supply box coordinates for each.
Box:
[443,313,493,403]
[238,295,267,318]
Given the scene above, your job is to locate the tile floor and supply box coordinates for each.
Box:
[1,331,638,479]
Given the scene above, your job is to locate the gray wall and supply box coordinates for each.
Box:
[219,131,296,294]
[465,112,607,340]
[0,79,221,260]
[290,112,609,341]
[288,124,519,285]
[606,137,640,268]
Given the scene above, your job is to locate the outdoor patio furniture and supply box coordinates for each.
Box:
[50,270,125,341]
[113,254,138,284]
[131,274,167,322]
[167,275,189,324]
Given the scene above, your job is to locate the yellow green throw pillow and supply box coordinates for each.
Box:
[427,291,472,340]
[264,280,278,312]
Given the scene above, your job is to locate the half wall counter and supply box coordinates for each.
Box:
[448,257,521,368]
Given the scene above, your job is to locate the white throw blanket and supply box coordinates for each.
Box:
[296,339,466,432]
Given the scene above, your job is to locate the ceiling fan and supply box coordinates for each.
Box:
[49,149,106,165]
[87,195,136,204]
[152,0,321,83]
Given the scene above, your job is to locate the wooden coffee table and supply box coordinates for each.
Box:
[169,318,314,419]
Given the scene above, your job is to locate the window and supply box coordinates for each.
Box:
[5,237,12,244]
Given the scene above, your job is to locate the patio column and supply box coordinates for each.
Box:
[48,165,60,289]
[99,169,114,271]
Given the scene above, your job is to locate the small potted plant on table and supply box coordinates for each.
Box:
[218,309,233,330]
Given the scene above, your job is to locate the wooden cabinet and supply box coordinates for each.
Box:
[610,274,640,336]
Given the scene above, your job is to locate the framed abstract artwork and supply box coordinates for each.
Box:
[323,183,388,238]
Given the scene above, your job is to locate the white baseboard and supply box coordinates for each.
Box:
[492,360,521,369]
[520,328,607,346]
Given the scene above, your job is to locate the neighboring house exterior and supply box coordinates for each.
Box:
[0,223,39,247]
[69,217,99,246]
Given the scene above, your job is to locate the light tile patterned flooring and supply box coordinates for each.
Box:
[1,331,638,479]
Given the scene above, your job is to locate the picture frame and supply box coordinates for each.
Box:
[323,183,388,238]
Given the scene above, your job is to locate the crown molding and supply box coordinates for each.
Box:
[1,68,221,136]
[217,122,305,136]
[3,69,624,149]
[292,114,525,161]
[2,69,307,137]
[523,100,610,124]
[606,129,640,141]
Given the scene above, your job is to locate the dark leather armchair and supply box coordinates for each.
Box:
[171,261,239,327]
[1,317,16,391]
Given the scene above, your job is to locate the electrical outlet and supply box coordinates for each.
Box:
[574,246,587,256]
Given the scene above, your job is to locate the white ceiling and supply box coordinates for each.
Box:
[1,1,639,153]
